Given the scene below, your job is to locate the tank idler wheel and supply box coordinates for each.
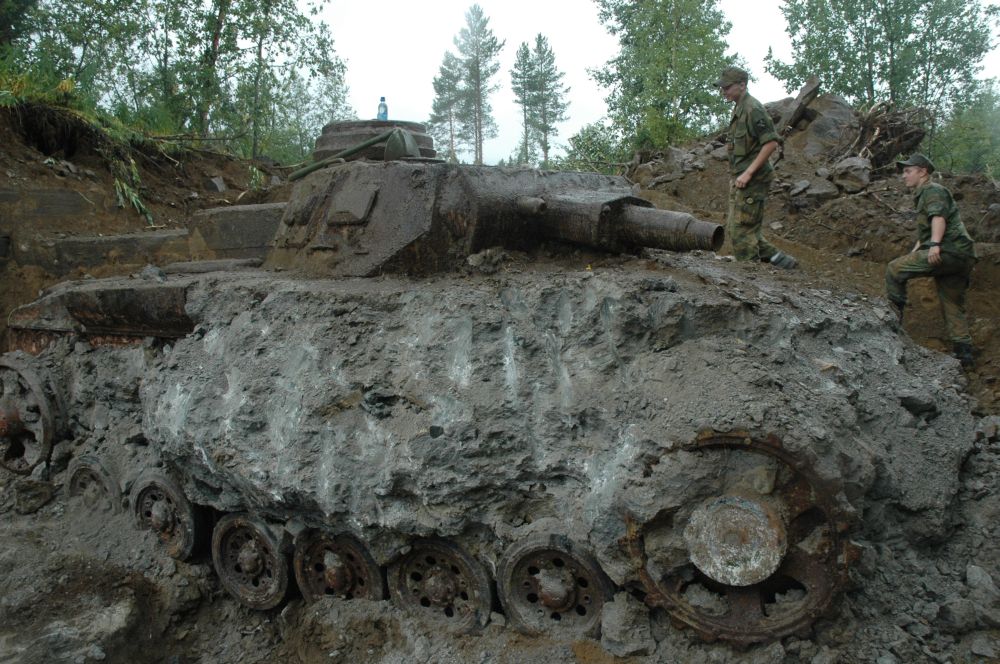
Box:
[130,470,204,561]
[0,359,56,475]
[387,538,494,632]
[627,432,855,646]
[498,533,614,637]
[293,530,385,602]
[66,455,121,514]
[212,513,290,610]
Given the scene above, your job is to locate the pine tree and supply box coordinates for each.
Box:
[429,51,468,163]
[453,4,504,165]
[509,42,537,165]
[529,34,569,168]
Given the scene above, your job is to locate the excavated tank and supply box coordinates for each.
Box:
[0,124,978,648]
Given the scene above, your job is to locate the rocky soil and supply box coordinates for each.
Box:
[1,97,1000,664]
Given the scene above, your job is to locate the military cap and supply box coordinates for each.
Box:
[714,66,748,88]
[896,153,936,173]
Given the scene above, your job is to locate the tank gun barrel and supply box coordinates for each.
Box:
[519,194,723,254]
[617,205,724,252]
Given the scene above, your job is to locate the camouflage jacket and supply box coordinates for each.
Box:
[914,182,975,258]
[727,92,779,182]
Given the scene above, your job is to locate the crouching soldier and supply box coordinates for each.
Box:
[886,154,977,366]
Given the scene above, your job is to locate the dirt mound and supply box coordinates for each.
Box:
[0,104,291,348]
[630,92,1000,415]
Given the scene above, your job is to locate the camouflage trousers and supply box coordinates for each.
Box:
[727,180,778,262]
[885,250,975,343]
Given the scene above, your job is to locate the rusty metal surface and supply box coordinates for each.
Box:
[212,513,289,610]
[619,204,724,252]
[9,329,150,355]
[0,358,55,475]
[313,120,437,162]
[131,470,203,561]
[8,281,194,348]
[7,328,61,355]
[623,431,856,645]
[293,531,385,602]
[497,534,613,638]
[386,538,493,633]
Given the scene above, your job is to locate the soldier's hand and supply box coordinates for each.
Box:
[928,246,942,265]
[734,172,750,189]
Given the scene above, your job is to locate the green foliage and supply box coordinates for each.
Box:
[509,34,569,168]
[929,82,1000,178]
[452,4,504,165]
[530,35,569,168]
[509,42,537,165]
[0,0,37,45]
[549,120,630,175]
[4,0,352,161]
[593,0,734,150]
[765,0,999,117]
[428,51,470,163]
[248,164,265,191]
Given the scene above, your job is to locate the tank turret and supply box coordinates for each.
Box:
[268,160,723,277]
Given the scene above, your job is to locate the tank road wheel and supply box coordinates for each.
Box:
[387,538,494,632]
[498,534,614,637]
[625,432,856,646]
[130,470,204,561]
[66,455,121,514]
[0,359,56,475]
[293,530,385,603]
[212,513,290,610]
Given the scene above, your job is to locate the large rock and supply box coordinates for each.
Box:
[632,147,705,187]
[601,592,656,657]
[786,94,860,161]
[832,156,872,193]
[804,178,841,202]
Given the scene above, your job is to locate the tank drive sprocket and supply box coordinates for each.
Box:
[625,432,856,645]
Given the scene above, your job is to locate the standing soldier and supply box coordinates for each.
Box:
[716,66,797,269]
[886,154,977,367]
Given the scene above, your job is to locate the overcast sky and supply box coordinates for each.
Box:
[320,0,999,164]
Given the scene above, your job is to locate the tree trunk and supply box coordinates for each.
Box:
[196,0,232,138]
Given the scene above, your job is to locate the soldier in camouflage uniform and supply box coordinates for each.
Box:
[886,154,977,367]
[716,66,797,269]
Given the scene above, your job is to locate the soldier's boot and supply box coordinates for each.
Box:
[769,251,798,269]
[953,342,975,368]
[888,298,905,326]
